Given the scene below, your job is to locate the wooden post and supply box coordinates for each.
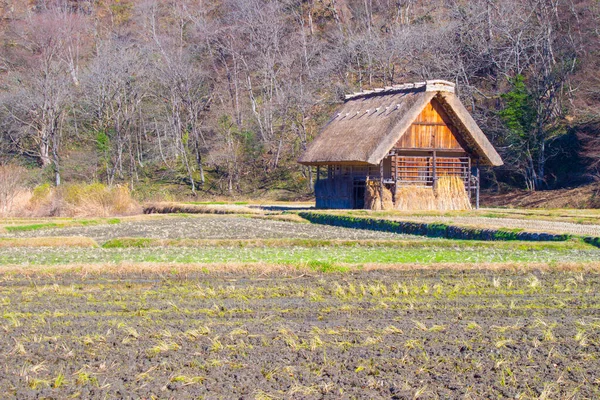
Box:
[379,160,384,210]
[476,160,480,210]
[393,154,398,204]
[467,157,471,200]
[432,150,437,190]
[316,166,320,183]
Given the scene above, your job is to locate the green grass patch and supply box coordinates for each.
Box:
[306,260,351,273]
[5,223,61,232]
[1,244,598,266]
[100,237,595,251]
[102,238,154,248]
[3,218,122,232]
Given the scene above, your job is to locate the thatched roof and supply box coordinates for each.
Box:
[298,80,503,167]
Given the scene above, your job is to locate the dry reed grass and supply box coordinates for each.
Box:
[1,190,32,217]
[0,261,598,277]
[0,164,30,217]
[144,202,261,215]
[26,183,141,217]
[103,237,433,248]
[250,214,309,223]
[60,183,140,217]
[364,181,393,210]
[0,237,98,248]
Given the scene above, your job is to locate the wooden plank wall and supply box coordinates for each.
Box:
[396,99,463,150]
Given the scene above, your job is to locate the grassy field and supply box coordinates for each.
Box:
[1,209,600,398]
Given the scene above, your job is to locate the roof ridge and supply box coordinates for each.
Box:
[345,80,455,101]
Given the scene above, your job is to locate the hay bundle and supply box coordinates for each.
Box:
[435,176,472,211]
[394,186,437,211]
[364,181,393,210]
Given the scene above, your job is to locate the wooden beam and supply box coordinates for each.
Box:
[411,122,449,126]
[476,160,480,209]
[432,150,437,191]
[467,157,471,200]
[393,154,398,204]
[379,160,384,210]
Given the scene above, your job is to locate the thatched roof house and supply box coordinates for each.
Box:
[299,80,502,210]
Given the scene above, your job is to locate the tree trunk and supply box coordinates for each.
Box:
[52,134,61,186]
[40,131,52,167]
[536,140,546,189]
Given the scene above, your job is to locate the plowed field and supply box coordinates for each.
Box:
[1,269,599,399]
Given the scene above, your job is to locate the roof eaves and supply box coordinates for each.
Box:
[436,92,504,167]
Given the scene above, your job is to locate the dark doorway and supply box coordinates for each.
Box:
[353,179,366,209]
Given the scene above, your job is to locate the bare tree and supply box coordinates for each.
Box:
[143,1,213,194]
[1,7,89,186]
[81,39,148,186]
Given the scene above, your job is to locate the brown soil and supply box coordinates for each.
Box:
[1,269,599,399]
[482,183,600,209]
[0,216,418,242]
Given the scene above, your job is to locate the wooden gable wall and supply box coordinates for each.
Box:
[395,98,464,150]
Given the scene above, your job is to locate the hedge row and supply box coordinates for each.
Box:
[298,212,574,242]
[583,236,600,248]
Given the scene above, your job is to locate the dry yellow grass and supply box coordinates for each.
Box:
[0,260,598,276]
[24,183,141,217]
[250,214,308,223]
[143,202,262,215]
[0,237,98,248]
[58,184,141,217]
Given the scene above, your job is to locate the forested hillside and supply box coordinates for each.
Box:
[0,0,599,198]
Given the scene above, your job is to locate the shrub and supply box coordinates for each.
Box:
[27,182,140,217]
[58,183,140,217]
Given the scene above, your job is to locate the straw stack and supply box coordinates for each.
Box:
[364,176,471,211]
[364,181,393,210]
[435,176,472,211]
[394,186,437,211]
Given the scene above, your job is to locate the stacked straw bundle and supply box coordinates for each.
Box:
[434,176,472,211]
[364,176,471,211]
[364,180,393,210]
[394,186,437,211]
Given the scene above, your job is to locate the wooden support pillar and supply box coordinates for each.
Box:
[379,160,384,210]
[467,157,471,200]
[476,160,480,210]
[316,166,321,183]
[432,150,437,190]
[393,154,398,204]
